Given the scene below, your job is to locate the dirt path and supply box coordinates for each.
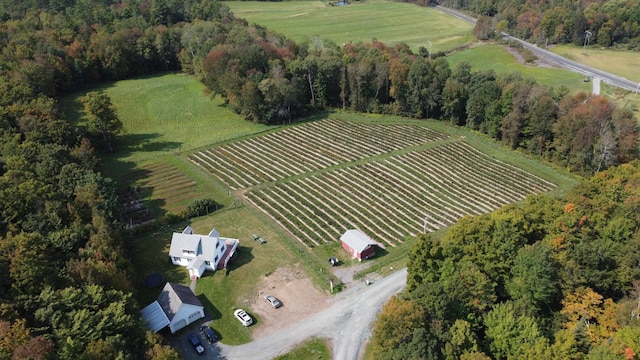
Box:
[218,268,407,360]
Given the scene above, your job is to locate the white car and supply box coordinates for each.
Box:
[234,309,253,326]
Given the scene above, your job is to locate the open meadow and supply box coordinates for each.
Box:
[224,0,474,52]
[446,44,593,93]
[550,44,640,83]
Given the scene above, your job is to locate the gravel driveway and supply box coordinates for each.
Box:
[216,268,407,360]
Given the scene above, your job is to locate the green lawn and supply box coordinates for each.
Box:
[550,44,640,83]
[64,73,274,179]
[447,44,593,93]
[274,338,331,360]
[224,0,473,53]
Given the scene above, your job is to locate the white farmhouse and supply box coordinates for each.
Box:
[169,226,239,279]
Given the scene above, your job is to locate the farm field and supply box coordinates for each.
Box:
[447,44,592,93]
[224,0,474,53]
[189,118,568,248]
[550,45,640,83]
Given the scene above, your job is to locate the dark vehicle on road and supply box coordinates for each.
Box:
[188,333,205,355]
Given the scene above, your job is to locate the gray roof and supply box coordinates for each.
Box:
[340,229,377,253]
[168,229,220,260]
[140,300,170,333]
[156,282,203,321]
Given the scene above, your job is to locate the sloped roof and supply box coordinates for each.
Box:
[168,228,220,260]
[340,229,377,253]
[140,300,170,333]
[156,282,203,321]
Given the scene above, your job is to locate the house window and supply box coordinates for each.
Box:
[173,257,181,262]
[221,245,226,253]
[214,255,219,263]
[216,241,221,248]
[204,261,210,265]
[182,249,195,256]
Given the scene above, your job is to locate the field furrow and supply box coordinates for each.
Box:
[190,119,556,248]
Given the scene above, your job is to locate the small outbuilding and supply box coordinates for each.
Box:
[340,229,377,261]
[140,282,205,334]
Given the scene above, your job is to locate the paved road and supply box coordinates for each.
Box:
[217,268,407,360]
[593,77,601,95]
[436,6,640,93]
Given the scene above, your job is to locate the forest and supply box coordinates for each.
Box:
[429,0,640,48]
[370,161,640,359]
[0,0,638,359]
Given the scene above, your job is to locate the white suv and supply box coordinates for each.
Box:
[234,309,253,326]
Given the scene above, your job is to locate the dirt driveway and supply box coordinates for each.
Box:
[248,262,378,339]
[248,265,330,339]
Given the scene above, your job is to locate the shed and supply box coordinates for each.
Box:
[340,229,377,261]
[140,282,204,334]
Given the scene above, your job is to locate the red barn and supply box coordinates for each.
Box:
[340,229,377,261]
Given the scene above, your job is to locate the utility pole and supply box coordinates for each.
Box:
[583,30,592,53]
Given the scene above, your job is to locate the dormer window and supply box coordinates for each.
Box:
[182,249,195,256]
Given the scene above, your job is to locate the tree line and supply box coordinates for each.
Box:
[370,160,640,359]
[188,23,638,174]
[428,0,640,48]
[0,0,222,358]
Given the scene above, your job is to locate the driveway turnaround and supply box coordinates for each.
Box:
[218,268,407,360]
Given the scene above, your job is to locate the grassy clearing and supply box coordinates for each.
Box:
[273,338,331,360]
[64,73,274,176]
[447,43,592,93]
[550,45,640,83]
[224,0,473,52]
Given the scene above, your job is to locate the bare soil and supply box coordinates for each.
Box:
[505,45,558,69]
[249,264,331,339]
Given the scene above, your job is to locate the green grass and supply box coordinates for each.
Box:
[63,73,274,179]
[550,44,640,83]
[273,338,331,360]
[447,44,593,93]
[224,0,474,53]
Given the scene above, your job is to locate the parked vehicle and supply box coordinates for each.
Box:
[234,309,253,326]
[200,325,218,343]
[265,295,282,308]
[188,333,205,355]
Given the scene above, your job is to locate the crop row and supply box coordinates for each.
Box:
[188,118,449,189]
[245,142,556,247]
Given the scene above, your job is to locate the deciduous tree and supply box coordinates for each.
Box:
[80,92,122,153]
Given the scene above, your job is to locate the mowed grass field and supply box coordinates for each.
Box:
[66,73,273,167]
[224,0,473,52]
[550,44,640,83]
[447,44,593,93]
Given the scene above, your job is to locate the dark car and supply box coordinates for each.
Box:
[188,333,205,355]
[200,325,218,343]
